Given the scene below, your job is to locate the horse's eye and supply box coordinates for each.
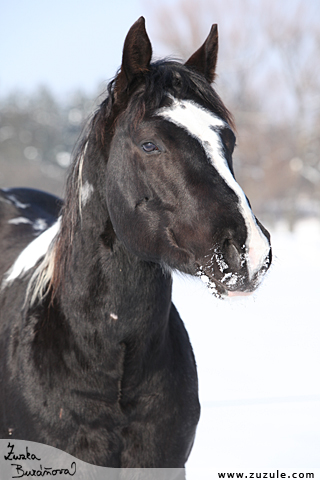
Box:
[142,142,159,153]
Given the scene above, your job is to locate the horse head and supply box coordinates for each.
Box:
[96,18,271,297]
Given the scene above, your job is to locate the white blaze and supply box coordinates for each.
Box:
[158,98,270,279]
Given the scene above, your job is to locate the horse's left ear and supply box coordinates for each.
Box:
[185,24,218,84]
[115,17,152,97]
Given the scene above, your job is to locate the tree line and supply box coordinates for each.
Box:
[145,0,320,228]
[1,0,319,228]
[0,87,100,198]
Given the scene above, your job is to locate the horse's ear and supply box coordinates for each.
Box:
[185,24,218,84]
[115,17,152,96]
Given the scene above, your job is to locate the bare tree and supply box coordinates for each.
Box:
[144,0,320,227]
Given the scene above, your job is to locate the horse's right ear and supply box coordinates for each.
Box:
[115,17,152,97]
[185,24,219,84]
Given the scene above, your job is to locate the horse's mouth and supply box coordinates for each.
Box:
[196,263,268,299]
[197,271,256,299]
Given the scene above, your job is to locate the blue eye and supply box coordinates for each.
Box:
[142,142,159,153]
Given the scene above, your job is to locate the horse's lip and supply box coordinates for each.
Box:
[197,264,256,298]
[199,274,254,299]
[227,290,253,298]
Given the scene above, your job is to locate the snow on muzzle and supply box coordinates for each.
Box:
[197,221,271,298]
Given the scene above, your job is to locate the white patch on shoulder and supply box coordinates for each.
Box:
[8,217,48,234]
[33,218,48,233]
[81,181,94,206]
[157,98,270,279]
[8,217,32,226]
[1,218,61,288]
[7,195,30,209]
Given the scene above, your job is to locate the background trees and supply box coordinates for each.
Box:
[146,0,320,228]
[1,0,319,228]
[0,87,98,196]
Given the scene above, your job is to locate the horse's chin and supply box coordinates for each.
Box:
[199,275,254,299]
[199,270,266,299]
[196,265,260,299]
[227,290,253,298]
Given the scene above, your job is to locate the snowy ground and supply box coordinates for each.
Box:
[171,219,320,475]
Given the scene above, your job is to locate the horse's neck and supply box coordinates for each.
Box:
[57,219,172,360]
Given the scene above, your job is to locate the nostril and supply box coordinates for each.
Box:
[222,239,241,270]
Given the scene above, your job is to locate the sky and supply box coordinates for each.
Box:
[1,0,152,98]
[2,0,319,103]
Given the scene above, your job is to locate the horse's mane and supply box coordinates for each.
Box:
[28,60,234,306]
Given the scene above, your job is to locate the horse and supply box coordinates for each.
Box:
[0,17,272,469]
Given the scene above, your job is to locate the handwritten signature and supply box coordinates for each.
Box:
[4,442,77,478]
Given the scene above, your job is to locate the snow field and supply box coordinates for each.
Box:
[171,220,320,471]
